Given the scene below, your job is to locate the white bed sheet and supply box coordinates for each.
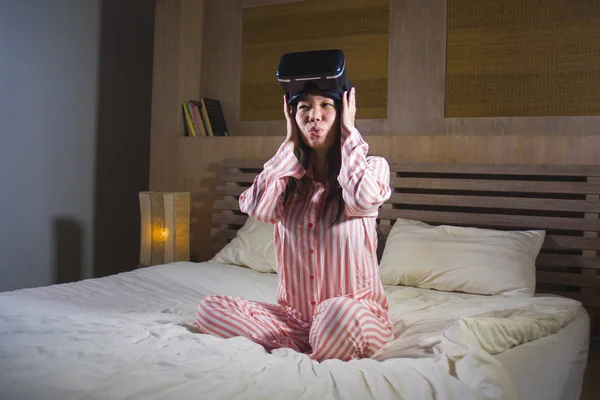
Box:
[0,261,589,400]
[494,306,589,400]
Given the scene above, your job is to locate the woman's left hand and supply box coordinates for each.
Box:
[341,87,356,135]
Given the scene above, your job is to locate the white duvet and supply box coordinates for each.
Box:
[0,261,583,400]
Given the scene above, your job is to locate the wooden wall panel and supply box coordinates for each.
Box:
[151,0,185,140]
[389,0,447,135]
[150,0,204,190]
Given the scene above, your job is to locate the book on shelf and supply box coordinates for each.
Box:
[181,102,198,137]
[181,98,228,137]
[199,98,229,137]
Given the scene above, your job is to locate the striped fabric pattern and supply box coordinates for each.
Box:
[197,128,394,361]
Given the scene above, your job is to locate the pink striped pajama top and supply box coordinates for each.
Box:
[239,127,392,327]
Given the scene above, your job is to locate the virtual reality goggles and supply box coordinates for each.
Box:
[276,49,352,105]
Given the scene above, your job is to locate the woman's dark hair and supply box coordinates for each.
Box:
[282,100,344,227]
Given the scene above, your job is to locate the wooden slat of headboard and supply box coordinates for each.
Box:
[544,235,600,251]
[378,209,599,231]
[221,159,265,168]
[216,186,248,196]
[391,177,600,194]
[215,199,241,211]
[219,171,259,183]
[211,160,600,337]
[388,162,600,176]
[536,254,600,270]
[388,193,600,213]
[537,271,600,289]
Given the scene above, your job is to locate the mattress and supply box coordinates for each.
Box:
[0,261,589,400]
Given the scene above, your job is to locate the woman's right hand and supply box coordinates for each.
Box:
[283,94,300,152]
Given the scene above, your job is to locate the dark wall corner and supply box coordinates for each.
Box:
[93,0,156,278]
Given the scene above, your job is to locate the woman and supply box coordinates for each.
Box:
[196,87,393,361]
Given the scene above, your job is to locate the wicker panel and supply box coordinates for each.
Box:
[445,0,600,117]
[240,0,389,121]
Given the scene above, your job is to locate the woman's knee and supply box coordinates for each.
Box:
[198,295,220,308]
[310,297,391,360]
[314,297,363,326]
[196,295,228,326]
[198,295,217,313]
[309,298,363,358]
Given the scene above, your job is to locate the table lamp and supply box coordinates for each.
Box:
[139,191,190,267]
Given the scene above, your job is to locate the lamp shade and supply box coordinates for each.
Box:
[139,191,190,266]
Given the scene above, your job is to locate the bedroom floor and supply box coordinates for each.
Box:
[582,338,599,400]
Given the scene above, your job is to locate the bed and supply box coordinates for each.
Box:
[1,160,599,400]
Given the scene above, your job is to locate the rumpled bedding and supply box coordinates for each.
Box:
[0,261,582,400]
[374,287,582,399]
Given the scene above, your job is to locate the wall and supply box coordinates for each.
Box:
[0,0,155,291]
[150,0,600,261]
[0,0,100,291]
[93,0,155,278]
[201,0,600,136]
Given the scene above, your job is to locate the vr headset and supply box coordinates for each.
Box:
[276,49,352,105]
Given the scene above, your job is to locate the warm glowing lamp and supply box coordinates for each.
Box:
[139,191,190,267]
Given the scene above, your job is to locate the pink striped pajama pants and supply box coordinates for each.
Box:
[196,295,393,361]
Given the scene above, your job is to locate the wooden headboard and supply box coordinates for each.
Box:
[212,159,600,335]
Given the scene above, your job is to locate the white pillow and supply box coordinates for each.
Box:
[378,218,545,296]
[211,217,276,273]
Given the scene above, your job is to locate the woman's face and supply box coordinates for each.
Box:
[294,93,339,151]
